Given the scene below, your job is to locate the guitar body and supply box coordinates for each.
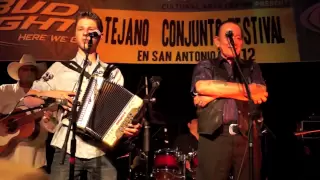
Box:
[0,104,59,157]
[0,110,41,157]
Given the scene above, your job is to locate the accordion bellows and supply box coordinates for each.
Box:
[77,76,143,148]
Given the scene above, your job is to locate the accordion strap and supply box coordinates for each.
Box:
[61,61,101,78]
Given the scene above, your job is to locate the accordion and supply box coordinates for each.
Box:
[76,75,143,148]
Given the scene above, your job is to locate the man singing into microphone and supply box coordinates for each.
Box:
[191,20,268,180]
[24,11,141,180]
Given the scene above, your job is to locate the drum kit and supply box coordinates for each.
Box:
[127,76,199,179]
[152,148,198,180]
[130,148,198,180]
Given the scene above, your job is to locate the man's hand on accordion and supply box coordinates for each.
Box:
[123,123,142,137]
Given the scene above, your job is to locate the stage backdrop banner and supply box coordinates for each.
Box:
[0,0,300,63]
[292,0,320,62]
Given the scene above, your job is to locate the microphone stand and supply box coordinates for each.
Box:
[143,77,149,180]
[227,37,256,180]
[60,36,93,180]
[141,76,161,180]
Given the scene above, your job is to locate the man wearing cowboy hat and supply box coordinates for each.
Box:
[0,54,47,114]
[0,54,49,171]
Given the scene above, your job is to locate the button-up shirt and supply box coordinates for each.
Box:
[31,52,124,159]
[0,83,25,114]
[191,57,265,123]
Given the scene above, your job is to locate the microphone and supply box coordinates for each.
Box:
[150,76,162,88]
[143,118,150,153]
[86,29,101,50]
[88,30,101,38]
[225,30,235,46]
[225,30,233,38]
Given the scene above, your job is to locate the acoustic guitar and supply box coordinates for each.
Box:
[0,104,59,157]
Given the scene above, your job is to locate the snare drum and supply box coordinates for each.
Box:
[152,148,181,180]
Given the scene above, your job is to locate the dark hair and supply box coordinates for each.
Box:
[217,19,242,36]
[75,11,103,32]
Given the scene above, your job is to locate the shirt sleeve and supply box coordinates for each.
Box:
[31,62,61,92]
[251,62,266,85]
[190,60,214,95]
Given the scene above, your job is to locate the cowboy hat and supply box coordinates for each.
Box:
[7,54,47,81]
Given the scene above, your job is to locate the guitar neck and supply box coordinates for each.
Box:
[3,104,60,127]
[0,107,42,119]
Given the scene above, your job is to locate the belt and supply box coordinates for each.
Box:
[228,124,240,135]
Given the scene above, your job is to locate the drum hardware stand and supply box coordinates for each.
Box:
[140,76,162,180]
[180,154,187,180]
[60,35,94,180]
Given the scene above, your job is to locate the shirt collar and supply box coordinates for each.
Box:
[217,53,230,66]
[73,51,100,67]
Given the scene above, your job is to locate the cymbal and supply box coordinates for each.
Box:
[0,160,49,180]
[295,129,320,136]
